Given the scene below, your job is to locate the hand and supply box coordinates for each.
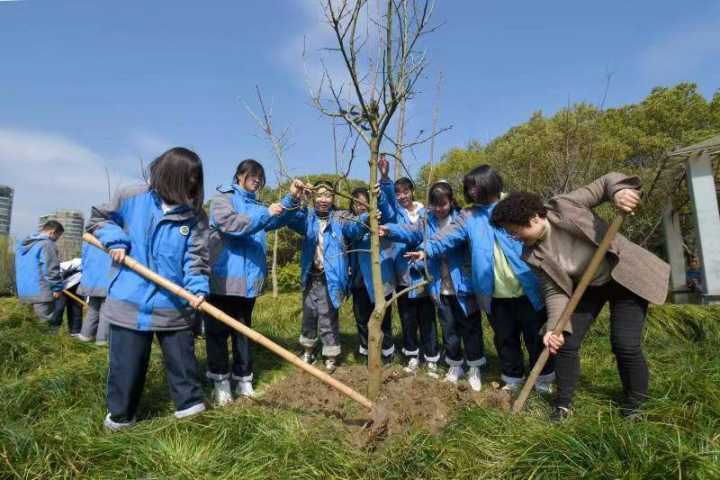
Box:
[190,295,206,310]
[372,182,381,196]
[543,331,565,355]
[268,203,283,216]
[404,251,426,262]
[378,154,390,180]
[289,179,306,200]
[52,292,62,299]
[109,248,126,264]
[613,188,640,214]
[378,225,388,237]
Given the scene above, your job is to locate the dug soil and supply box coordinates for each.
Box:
[259,365,511,443]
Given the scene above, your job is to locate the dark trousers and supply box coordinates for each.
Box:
[351,287,394,356]
[437,295,485,367]
[204,294,256,380]
[490,296,554,383]
[107,324,204,423]
[63,285,83,334]
[397,288,439,361]
[555,281,649,410]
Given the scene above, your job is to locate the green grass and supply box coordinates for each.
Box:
[1,294,719,479]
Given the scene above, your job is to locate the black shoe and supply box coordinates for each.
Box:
[549,406,571,422]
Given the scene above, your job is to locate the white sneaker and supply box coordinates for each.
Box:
[501,382,522,393]
[103,413,135,432]
[426,361,440,378]
[76,334,93,342]
[444,365,464,383]
[534,381,553,394]
[467,366,482,392]
[301,351,316,364]
[403,357,420,374]
[213,379,233,407]
[235,380,255,398]
[324,357,337,373]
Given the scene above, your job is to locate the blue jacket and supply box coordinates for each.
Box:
[425,203,544,311]
[209,184,295,298]
[348,179,398,303]
[15,234,63,303]
[284,196,368,310]
[383,209,478,314]
[387,198,429,298]
[77,241,112,298]
[87,184,210,331]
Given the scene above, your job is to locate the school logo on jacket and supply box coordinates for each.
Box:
[179,225,190,236]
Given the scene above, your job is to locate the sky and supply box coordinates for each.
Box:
[1,0,719,237]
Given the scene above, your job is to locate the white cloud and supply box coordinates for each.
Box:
[640,11,720,85]
[0,128,134,238]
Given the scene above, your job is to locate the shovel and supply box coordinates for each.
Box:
[83,232,388,431]
[63,289,89,308]
[512,212,627,413]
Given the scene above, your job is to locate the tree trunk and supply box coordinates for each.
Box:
[271,230,279,298]
[367,136,387,400]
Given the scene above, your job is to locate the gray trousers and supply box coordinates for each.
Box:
[80,296,109,342]
[300,275,341,357]
[33,299,66,326]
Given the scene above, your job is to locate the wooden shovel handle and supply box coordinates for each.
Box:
[512,212,627,413]
[62,289,89,308]
[83,232,375,411]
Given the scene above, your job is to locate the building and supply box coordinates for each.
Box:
[38,209,84,261]
[0,185,13,236]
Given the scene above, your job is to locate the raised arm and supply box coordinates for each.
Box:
[211,193,283,239]
[86,185,136,251]
[556,172,641,210]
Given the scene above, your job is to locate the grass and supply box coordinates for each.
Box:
[1,294,719,479]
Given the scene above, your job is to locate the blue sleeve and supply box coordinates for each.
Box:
[281,195,308,236]
[87,187,133,251]
[382,222,423,245]
[378,179,397,224]
[426,215,469,258]
[265,193,300,231]
[211,194,274,239]
[341,212,370,241]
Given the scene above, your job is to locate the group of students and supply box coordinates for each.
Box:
[16,145,670,430]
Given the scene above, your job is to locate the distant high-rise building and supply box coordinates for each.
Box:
[0,185,13,235]
[39,209,84,261]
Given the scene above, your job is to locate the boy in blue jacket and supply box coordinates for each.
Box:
[77,240,112,344]
[15,220,66,326]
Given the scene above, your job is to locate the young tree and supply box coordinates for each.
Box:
[308,0,441,399]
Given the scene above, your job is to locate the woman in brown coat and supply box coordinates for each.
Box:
[491,173,670,421]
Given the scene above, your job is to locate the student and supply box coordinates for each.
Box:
[391,176,440,375]
[347,156,397,362]
[491,172,670,420]
[60,257,83,336]
[15,220,66,326]
[284,178,375,373]
[77,239,112,345]
[381,181,483,387]
[407,166,551,392]
[87,147,209,431]
[205,159,292,405]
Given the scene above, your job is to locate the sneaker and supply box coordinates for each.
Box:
[502,382,522,393]
[426,361,440,378]
[301,350,316,364]
[444,365,464,383]
[235,380,255,398]
[324,357,337,373]
[95,340,108,347]
[69,333,81,338]
[467,366,482,392]
[403,357,420,374]
[175,403,206,419]
[534,381,553,394]
[103,413,135,432]
[549,406,571,423]
[213,379,233,407]
[76,334,93,342]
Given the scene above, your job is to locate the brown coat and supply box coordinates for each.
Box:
[524,173,670,331]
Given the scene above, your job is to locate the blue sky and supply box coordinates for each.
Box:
[1,0,718,236]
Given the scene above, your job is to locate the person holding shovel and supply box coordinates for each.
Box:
[87,147,209,431]
[490,172,670,421]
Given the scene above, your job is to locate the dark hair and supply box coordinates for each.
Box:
[463,165,503,204]
[313,179,335,191]
[41,220,64,235]
[234,159,266,188]
[350,186,369,214]
[428,181,459,211]
[149,147,205,213]
[394,177,415,192]
[490,192,547,228]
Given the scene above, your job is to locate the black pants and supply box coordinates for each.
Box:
[437,295,485,367]
[63,284,83,334]
[107,324,204,423]
[397,288,439,361]
[204,294,256,380]
[490,296,554,383]
[351,287,394,357]
[555,281,649,410]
